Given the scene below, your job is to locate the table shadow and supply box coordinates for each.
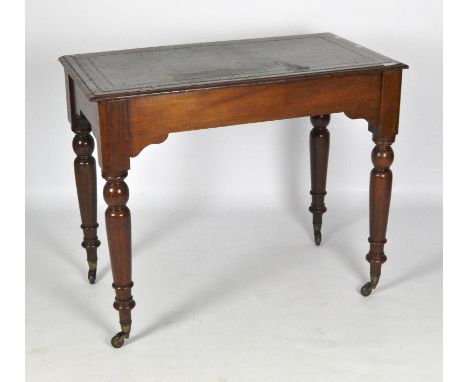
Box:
[131,243,308,343]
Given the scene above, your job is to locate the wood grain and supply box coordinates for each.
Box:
[128,72,382,156]
[59,33,408,346]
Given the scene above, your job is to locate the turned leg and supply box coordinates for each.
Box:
[103,172,135,348]
[309,114,330,245]
[361,138,394,296]
[72,115,100,284]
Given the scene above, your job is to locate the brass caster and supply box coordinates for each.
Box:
[88,263,97,284]
[111,324,131,348]
[88,269,96,284]
[313,224,322,246]
[360,282,373,297]
[111,331,129,348]
[360,276,380,297]
[314,231,322,246]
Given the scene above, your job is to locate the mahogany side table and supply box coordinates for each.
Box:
[59,33,408,348]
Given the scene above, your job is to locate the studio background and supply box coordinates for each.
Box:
[26,1,442,381]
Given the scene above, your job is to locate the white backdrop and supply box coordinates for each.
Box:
[26,1,442,381]
[26,0,442,205]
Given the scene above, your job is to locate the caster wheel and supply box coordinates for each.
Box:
[111,331,129,348]
[314,230,322,246]
[360,282,373,297]
[88,268,96,284]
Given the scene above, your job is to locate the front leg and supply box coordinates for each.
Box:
[103,171,135,347]
[361,138,394,296]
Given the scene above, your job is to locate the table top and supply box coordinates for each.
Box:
[59,33,407,100]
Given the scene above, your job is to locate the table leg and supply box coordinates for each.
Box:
[361,137,394,296]
[72,115,100,284]
[309,114,330,245]
[103,171,135,348]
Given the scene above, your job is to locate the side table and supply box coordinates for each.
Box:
[59,33,408,347]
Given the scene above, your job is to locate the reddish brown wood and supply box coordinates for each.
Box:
[60,33,408,347]
[373,70,403,139]
[360,69,402,296]
[97,99,135,348]
[127,73,381,156]
[309,114,331,245]
[72,115,100,284]
[360,138,394,296]
[98,100,130,174]
[103,172,135,348]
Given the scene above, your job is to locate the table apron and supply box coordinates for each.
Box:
[127,72,382,157]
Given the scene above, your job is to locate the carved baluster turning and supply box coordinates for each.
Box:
[309,114,331,245]
[361,138,394,296]
[103,172,135,348]
[72,115,100,284]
